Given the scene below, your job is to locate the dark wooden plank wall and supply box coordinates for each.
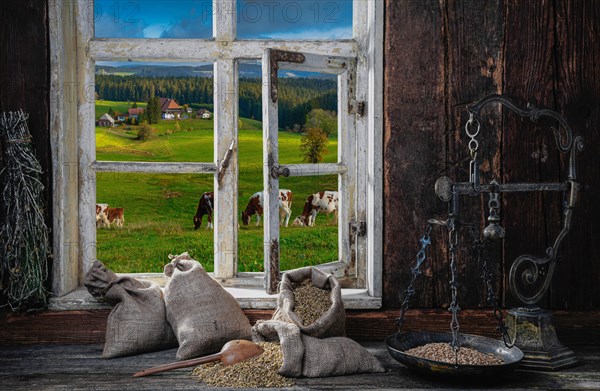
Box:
[384,0,600,310]
[0,1,52,297]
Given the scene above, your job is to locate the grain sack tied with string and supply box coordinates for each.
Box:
[273,267,345,338]
[164,252,252,360]
[252,320,385,378]
[84,260,177,358]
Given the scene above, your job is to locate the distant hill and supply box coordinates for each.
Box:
[95,63,336,79]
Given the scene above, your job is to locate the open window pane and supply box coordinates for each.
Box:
[279,174,339,270]
[94,0,213,39]
[95,62,214,162]
[237,0,352,40]
[96,173,214,273]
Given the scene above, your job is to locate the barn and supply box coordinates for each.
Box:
[0,1,599,389]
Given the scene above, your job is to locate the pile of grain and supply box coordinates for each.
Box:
[191,342,294,388]
[293,279,332,326]
[405,343,503,366]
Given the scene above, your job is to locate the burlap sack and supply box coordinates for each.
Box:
[253,320,385,378]
[164,252,252,360]
[273,267,345,338]
[84,260,177,358]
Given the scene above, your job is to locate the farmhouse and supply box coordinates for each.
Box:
[97,113,115,127]
[159,97,182,119]
[2,1,600,390]
[127,107,144,120]
[198,108,212,119]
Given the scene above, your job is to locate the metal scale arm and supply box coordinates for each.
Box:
[435,94,584,306]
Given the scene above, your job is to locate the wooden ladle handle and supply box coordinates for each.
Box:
[133,352,221,377]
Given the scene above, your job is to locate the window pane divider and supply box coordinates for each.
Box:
[91,161,217,174]
[279,163,348,177]
[89,39,356,62]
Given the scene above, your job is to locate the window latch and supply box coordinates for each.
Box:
[217,140,235,184]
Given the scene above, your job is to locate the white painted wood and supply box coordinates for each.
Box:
[49,0,80,296]
[262,49,281,294]
[214,0,236,41]
[353,0,370,290]
[89,39,356,62]
[337,67,357,283]
[365,0,385,298]
[77,0,97,279]
[92,161,217,174]
[277,52,351,74]
[48,285,381,311]
[282,163,348,177]
[213,59,239,279]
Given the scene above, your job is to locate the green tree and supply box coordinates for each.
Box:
[299,127,329,163]
[107,107,115,117]
[146,97,161,124]
[132,102,138,108]
[305,108,337,136]
[136,122,155,140]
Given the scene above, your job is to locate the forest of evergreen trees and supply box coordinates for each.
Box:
[95,75,337,129]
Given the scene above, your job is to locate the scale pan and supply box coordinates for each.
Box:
[386,331,523,377]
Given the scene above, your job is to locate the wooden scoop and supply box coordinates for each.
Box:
[133,340,264,378]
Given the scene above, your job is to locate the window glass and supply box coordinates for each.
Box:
[95,61,214,162]
[96,173,214,273]
[94,0,213,38]
[237,0,352,39]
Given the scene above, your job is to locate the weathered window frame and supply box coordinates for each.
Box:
[48,0,383,309]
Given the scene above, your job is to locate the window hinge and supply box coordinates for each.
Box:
[350,219,367,237]
[350,100,366,117]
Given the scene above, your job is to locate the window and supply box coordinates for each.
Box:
[48,0,383,308]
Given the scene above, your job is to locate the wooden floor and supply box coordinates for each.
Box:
[1,343,599,390]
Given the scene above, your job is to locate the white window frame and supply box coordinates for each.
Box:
[48,0,383,309]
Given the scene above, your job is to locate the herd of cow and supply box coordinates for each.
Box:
[193,190,339,230]
[96,189,338,230]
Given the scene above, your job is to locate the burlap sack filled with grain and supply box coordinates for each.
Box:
[253,320,385,378]
[83,260,177,358]
[164,252,252,360]
[273,266,345,338]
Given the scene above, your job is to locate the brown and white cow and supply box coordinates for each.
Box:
[292,191,338,227]
[193,191,214,230]
[96,203,109,226]
[98,207,125,228]
[241,189,293,227]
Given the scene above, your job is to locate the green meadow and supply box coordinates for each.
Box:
[95,101,338,273]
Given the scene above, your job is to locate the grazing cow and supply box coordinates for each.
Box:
[100,207,125,228]
[293,191,338,227]
[96,203,109,223]
[241,189,293,227]
[194,191,214,229]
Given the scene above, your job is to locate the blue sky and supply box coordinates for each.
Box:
[94,0,353,40]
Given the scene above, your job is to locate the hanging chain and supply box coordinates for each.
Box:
[465,113,481,190]
[447,218,461,364]
[472,228,515,348]
[396,223,433,331]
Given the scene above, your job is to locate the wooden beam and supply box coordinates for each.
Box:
[1,309,598,345]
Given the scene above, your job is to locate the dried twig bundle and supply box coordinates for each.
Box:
[0,110,50,311]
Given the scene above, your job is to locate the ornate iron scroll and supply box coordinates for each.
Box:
[466,94,584,305]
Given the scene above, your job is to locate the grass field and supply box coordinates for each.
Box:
[95,101,339,273]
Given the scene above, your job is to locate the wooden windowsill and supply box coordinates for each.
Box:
[48,286,382,311]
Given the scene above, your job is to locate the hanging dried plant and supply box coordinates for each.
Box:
[0,110,50,311]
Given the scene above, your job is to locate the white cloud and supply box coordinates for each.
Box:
[143,24,171,38]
